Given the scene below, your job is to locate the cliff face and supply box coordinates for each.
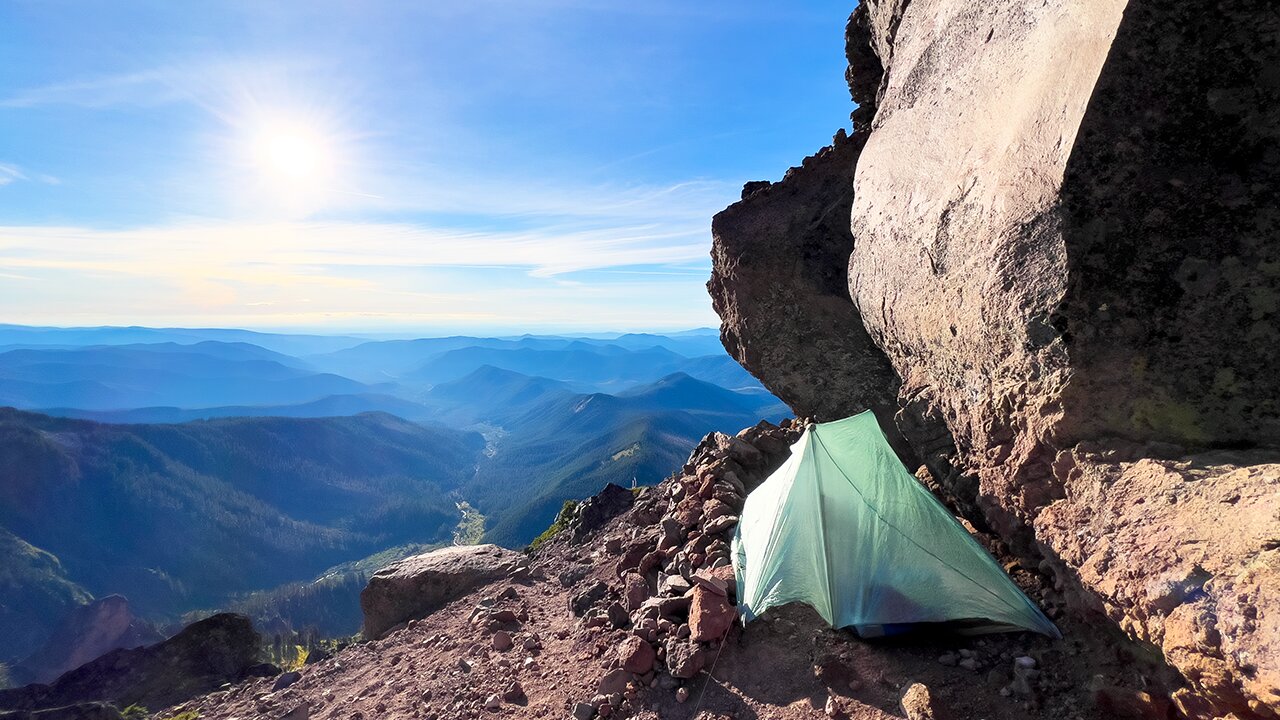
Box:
[709,6,975,520]
[710,1,1280,717]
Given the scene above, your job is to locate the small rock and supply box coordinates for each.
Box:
[825,695,841,717]
[598,667,631,695]
[606,601,631,629]
[676,687,689,703]
[658,573,692,597]
[618,635,657,674]
[937,652,959,667]
[689,585,736,642]
[703,515,739,535]
[272,671,302,691]
[664,638,706,678]
[958,658,978,671]
[1014,656,1037,670]
[458,658,472,672]
[572,702,596,720]
[502,681,526,703]
[900,682,941,720]
[622,573,649,611]
[484,694,501,710]
[570,581,609,616]
[492,630,513,651]
[691,572,728,597]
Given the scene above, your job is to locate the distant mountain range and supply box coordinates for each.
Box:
[0,325,787,665]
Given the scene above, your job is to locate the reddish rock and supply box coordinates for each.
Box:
[702,515,738,536]
[502,681,526,703]
[617,636,655,674]
[615,542,651,577]
[663,639,706,679]
[597,668,630,695]
[702,499,732,522]
[491,630,513,651]
[689,585,736,642]
[622,573,648,611]
[691,571,728,598]
[637,551,664,576]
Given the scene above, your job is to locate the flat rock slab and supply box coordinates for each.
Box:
[361,544,525,640]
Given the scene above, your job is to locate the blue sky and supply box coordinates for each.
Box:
[0,1,855,333]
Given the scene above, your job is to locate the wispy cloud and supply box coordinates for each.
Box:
[0,218,719,330]
[0,164,24,185]
[0,58,327,112]
[1,69,183,109]
[0,162,58,187]
[0,219,709,278]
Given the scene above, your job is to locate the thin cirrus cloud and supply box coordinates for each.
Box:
[0,220,720,331]
[0,68,189,109]
[0,163,59,186]
[0,219,711,280]
[0,58,332,114]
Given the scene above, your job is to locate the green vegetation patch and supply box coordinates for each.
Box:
[452,501,486,545]
[528,499,579,551]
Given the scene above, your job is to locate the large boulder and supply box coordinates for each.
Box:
[708,123,972,513]
[845,2,1279,715]
[710,0,1280,715]
[850,0,1280,528]
[0,613,260,714]
[13,596,161,686]
[360,544,526,640]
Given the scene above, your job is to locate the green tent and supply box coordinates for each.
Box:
[731,411,1060,638]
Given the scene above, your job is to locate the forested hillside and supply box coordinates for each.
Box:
[0,409,484,661]
[0,328,792,663]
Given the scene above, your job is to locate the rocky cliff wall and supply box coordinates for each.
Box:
[708,5,977,520]
[710,0,1280,717]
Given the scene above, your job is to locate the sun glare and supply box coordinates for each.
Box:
[251,123,332,184]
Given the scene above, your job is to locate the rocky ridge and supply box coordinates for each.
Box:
[0,613,262,717]
[11,596,162,687]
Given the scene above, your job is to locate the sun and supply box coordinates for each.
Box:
[226,106,352,214]
[251,122,333,184]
